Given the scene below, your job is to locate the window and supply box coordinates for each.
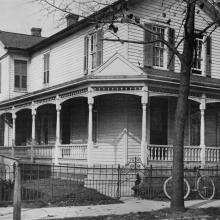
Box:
[152,26,165,67]
[192,34,212,77]
[144,24,175,71]
[192,36,204,75]
[84,29,103,74]
[43,53,50,84]
[14,60,27,90]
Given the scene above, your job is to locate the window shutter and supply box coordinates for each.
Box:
[167,28,175,71]
[205,36,211,77]
[144,23,153,67]
[96,29,103,67]
[84,36,89,74]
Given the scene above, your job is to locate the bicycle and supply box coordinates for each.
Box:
[163,167,215,200]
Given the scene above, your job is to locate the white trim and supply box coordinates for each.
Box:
[94,52,145,75]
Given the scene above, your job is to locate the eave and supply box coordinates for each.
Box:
[1,70,220,110]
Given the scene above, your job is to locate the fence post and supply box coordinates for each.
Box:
[116,164,121,199]
[149,165,152,199]
[13,163,21,220]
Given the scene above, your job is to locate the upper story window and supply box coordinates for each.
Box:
[84,29,103,74]
[192,35,204,75]
[152,26,165,67]
[144,23,175,71]
[192,35,211,77]
[43,53,50,84]
[14,60,27,90]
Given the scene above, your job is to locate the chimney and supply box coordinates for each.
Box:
[66,14,79,27]
[31,28,42,37]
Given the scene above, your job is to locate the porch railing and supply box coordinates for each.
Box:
[0,146,12,156]
[14,146,32,158]
[33,145,55,158]
[206,147,220,162]
[148,145,201,162]
[148,145,173,161]
[59,144,87,160]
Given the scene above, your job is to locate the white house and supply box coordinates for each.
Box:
[0,0,220,167]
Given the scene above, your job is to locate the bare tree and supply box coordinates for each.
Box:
[34,0,220,212]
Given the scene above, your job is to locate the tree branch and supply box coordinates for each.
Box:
[103,38,183,62]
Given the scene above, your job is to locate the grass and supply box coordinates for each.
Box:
[21,178,122,208]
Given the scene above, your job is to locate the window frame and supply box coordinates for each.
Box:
[84,28,103,73]
[14,59,28,91]
[43,52,50,84]
[151,25,168,70]
[192,35,205,76]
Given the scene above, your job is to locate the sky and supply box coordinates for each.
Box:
[0,0,63,37]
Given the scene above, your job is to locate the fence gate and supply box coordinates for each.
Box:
[118,157,146,198]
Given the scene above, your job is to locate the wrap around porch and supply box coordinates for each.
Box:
[0,91,220,167]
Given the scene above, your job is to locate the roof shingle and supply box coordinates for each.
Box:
[0,31,46,50]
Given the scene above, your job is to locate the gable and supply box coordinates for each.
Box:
[94,53,144,76]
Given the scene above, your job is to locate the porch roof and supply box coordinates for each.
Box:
[1,69,220,109]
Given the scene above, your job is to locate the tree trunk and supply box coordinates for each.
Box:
[171,0,195,212]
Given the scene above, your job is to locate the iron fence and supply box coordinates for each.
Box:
[0,163,14,205]
[1,159,220,206]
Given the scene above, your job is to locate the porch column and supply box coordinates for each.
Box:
[141,86,148,165]
[55,100,61,165]
[200,95,206,167]
[31,107,36,162]
[12,111,16,157]
[88,88,94,166]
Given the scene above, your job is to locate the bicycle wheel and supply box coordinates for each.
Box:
[197,176,215,200]
[163,176,190,200]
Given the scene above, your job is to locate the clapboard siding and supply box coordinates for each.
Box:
[92,94,141,164]
[28,25,127,93]
[0,56,10,101]
[103,23,128,62]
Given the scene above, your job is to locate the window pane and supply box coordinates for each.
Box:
[44,71,46,84]
[14,60,27,89]
[47,71,49,83]
[15,75,20,88]
[22,75,27,88]
[43,53,50,83]
[192,37,203,74]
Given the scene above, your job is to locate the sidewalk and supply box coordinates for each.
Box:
[0,198,220,220]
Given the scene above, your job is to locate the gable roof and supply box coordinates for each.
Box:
[0,31,46,50]
[28,0,220,53]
